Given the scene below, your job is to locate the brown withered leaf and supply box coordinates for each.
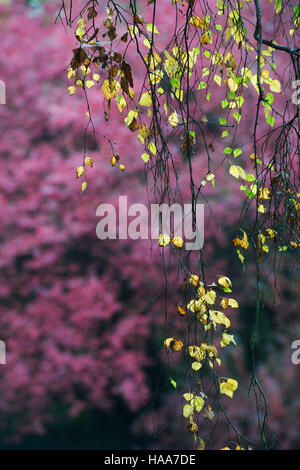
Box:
[108,27,117,41]
[114,52,122,63]
[71,47,88,69]
[88,28,99,43]
[129,118,139,132]
[95,49,108,68]
[135,15,145,24]
[180,134,194,154]
[108,64,119,77]
[87,7,98,20]
[103,17,113,29]
[120,77,129,96]
[120,32,128,42]
[271,173,282,187]
[121,61,134,88]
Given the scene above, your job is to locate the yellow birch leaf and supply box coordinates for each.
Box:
[138,92,152,107]
[183,404,194,418]
[229,165,247,180]
[101,79,121,100]
[227,298,238,308]
[68,86,76,96]
[159,234,170,246]
[168,111,179,127]
[84,156,93,167]
[85,80,95,89]
[76,166,85,178]
[218,276,232,288]
[141,152,150,163]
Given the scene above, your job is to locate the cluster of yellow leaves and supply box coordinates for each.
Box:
[179,274,239,434]
[225,8,254,50]
[144,51,161,71]
[233,231,249,250]
[220,378,238,398]
[189,343,220,371]
[185,275,238,367]
[187,277,236,332]
[109,153,125,172]
[75,156,94,191]
[183,393,205,423]
[164,337,184,352]
[163,50,179,78]
[201,173,215,188]
[259,187,271,200]
[221,332,236,348]
[220,298,238,309]
[189,15,210,30]
[158,234,184,249]
[138,124,150,145]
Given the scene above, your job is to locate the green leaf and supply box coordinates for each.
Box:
[237,249,244,264]
[148,141,157,155]
[223,147,233,154]
[275,0,282,14]
[221,99,229,108]
[146,23,159,34]
[223,287,232,293]
[266,92,274,105]
[240,185,256,198]
[246,173,256,182]
[198,81,206,90]
[233,112,241,124]
[233,148,242,158]
[170,77,180,88]
[170,378,177,389]
[222,130,229,138]
[266,115,275,127]
[236,96,244,108]
[198,438,205,450]
[279,246,288,252]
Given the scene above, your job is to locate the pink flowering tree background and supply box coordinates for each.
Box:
[0,0,299,449]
